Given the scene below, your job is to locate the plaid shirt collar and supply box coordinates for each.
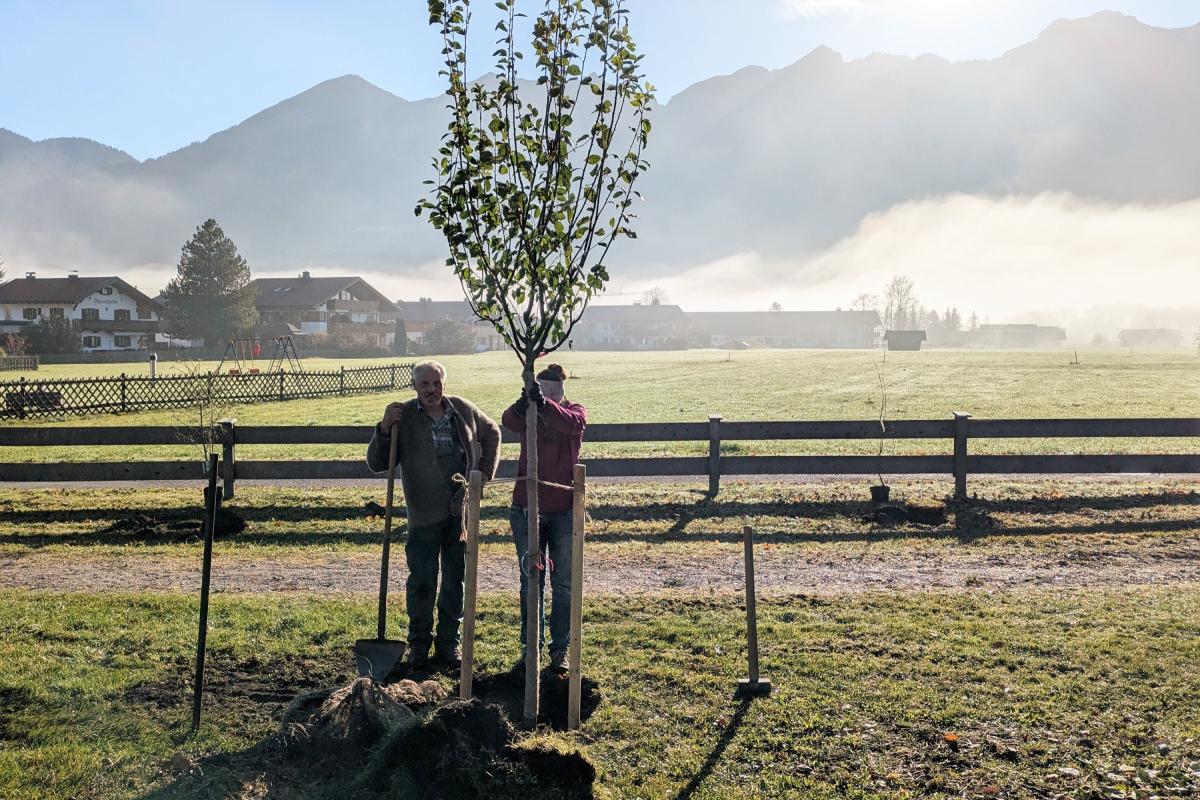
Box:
[421,398,460,456]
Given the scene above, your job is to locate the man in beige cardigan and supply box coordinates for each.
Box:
[367,360,500,670]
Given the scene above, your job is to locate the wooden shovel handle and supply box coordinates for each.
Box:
[377,423,399,640]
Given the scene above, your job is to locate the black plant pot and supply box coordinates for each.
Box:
[870,484,891,505]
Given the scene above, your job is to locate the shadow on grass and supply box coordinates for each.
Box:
[2,490,1195,549]
[673,696,753,800]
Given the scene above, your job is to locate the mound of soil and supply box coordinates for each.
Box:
[282,672,599,799]
[104,508,245,541]
[364,698,595,798]
[471,667,602,731]
[863,502,947,527]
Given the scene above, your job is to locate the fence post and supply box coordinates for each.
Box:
[119,373,127,412]
[278,371,285,401]
[339,366,346,396]
[953,412,971,500]
[708,414,723,496]
[219,418,237,500]
[18,377,26,419]
[390,363,397,390]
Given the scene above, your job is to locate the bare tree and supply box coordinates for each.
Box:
[851,293,879,312]
[769,301,783,312]
[882,275,917,330]
[642,286,669,306]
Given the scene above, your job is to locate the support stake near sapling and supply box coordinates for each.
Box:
[736,525,772,697]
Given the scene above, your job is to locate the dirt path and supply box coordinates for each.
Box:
[4,541,1200,596]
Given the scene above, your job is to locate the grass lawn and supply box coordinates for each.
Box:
[1,588,1199,799]
[2,349,1197,464]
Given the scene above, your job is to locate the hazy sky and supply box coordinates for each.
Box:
[2,0,1197,160]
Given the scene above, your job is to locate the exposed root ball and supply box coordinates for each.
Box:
[282,677,447,749]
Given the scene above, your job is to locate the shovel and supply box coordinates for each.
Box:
[355,422,406,682]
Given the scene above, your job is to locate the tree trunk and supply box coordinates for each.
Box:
[522,367,541,727]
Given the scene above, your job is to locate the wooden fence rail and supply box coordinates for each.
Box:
[0,356,38,372]
[2,414,1197,499]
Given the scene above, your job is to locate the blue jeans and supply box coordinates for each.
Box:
[509,505,573,655]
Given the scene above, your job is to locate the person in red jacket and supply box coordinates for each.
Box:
[501,363,586,672]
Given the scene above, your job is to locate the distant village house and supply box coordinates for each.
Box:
[0,272,164,352]
[1117,329,1183,348]
[691,310,882,349]
[251,272,398,349]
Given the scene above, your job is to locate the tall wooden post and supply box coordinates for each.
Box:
[953,412,971,500]
[568,464,587,730]
[708,414,723,496]
[523,369,541,727]
[192,453,219,731]
[460,470,483,699]
[219,418,236,500]
[736,525,771,696]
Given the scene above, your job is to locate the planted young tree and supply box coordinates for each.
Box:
[417,0,653,724]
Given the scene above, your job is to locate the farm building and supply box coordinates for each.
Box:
[690,310,882,349]
[969,324,1066,348]
[570,303,689,350]
[0,272,164,352]
[1117,329,1184,348]
[251,272,398,349]
[883,329,927,351]
[395,299,504,351]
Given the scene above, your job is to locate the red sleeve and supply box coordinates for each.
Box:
[539,399,586,436]
[502,403,526,433]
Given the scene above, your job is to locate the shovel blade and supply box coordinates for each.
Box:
[354,638,406,682]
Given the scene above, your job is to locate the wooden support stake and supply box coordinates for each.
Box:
[953,411,971,500]
[523,372,541,728]
[736,525,772,696]
[568,463,587,730]
[192,453,219,731]
[460,470,483,700]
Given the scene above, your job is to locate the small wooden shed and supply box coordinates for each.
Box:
[883,329,927,351]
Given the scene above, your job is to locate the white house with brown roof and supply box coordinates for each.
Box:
[250,272,398,348]
[0,272,164,351]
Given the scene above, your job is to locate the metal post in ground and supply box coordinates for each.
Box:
[736,525,772,696]
[192,453,219,731]
[568,463,587,730]
[460,470,483,699]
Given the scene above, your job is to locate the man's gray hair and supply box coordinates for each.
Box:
[412,360,447,385]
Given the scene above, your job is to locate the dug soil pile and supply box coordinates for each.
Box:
[104,508,245,541]
[281,670,599,799]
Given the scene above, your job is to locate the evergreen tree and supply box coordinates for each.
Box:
[25,317,80,354]
[392,318,408,356]
[160,220,258,345]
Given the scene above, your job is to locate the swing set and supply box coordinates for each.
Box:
[217,335,304,375]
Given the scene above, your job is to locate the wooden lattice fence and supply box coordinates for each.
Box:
[0,363,414,419]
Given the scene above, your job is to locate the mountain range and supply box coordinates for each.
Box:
[1,11,1198,295]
